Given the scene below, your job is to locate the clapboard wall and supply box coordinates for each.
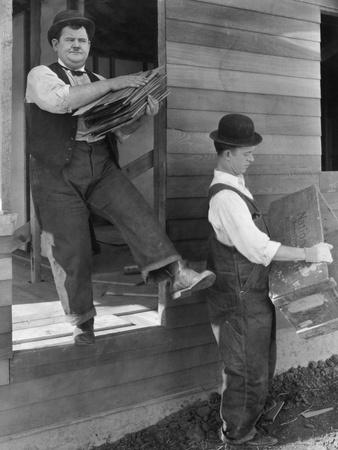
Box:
[164,0,338,261]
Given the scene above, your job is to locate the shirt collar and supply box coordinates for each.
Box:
[213,170,246,187]
[58,59,85,72]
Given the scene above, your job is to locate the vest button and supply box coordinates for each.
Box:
[65,158,70,163]
[68,148,72,151]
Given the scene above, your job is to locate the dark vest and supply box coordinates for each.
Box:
[25,62,119,169]
[207,183,271,304]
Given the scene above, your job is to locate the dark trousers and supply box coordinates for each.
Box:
[30,140,180,326]
[207,287,276,441]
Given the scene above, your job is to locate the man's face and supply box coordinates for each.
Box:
[227,146,255,176]
[52,26,90,69]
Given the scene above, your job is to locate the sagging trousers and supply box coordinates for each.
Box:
[30,139,180,326]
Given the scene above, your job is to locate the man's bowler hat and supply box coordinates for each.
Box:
[209,114,262,147]
[47,10,95,46]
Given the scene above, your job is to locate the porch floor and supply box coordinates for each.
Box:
[12,238,160,352]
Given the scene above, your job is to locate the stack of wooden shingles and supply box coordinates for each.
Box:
[74,66,170,139]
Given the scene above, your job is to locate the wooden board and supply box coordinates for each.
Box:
[168,88,321,117]
[192,0,320,23]
[167,20,320,60]
[167,43,320,80]
[167,109,321,135]
[167,0,319,41]
[167,65,320,99]
[167,154,321,176]
[0,362,221,438]
[167,174,320,198]
[167,131,321,155]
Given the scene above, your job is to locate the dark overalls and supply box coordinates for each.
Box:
[206,183,276,441]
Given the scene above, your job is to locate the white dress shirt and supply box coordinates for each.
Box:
[25,59,127,143]
[209,170,281,266]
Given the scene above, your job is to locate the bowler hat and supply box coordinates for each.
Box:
[209,114,262,147]
[47,10,95,46]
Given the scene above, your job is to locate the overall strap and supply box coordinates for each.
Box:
[209,183,270,233]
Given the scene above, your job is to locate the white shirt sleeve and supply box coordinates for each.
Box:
[26,65,73,114]
[209,190,281,266]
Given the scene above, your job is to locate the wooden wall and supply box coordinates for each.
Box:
[164,0,338,261]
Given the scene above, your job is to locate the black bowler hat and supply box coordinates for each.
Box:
[209,114,262,147]
[47,10,95,46]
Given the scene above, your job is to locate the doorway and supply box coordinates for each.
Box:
[321,13,338,171]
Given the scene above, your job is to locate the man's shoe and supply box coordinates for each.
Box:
[170,261,216,299]
[219,427,277,447]
[73,318,95,345]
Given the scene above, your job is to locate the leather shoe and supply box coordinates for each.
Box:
[73,318,95,345]
[219,427,278,447]
[170,261,216,299]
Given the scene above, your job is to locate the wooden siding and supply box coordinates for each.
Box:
[164,0,334,261]
[2,255,221,441]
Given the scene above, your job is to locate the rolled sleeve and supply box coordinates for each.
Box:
[26,66,72,114]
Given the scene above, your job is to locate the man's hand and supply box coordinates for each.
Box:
[145,95,159,117]
[305,243,333,263]
[110,74,148,91]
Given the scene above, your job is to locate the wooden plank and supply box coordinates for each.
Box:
[0,307,11,335]
[167,219,209,241]
[167,154,321,176]
[0,362,220,437]
[168,88,320,117]
[299,0,338,10]
[0,360,9,386]
[320,171,338,192]
[190,0,320,23]
[0,280,11,307]
[3,344,219,412]
[0,236,12,254]
[0,333,12,360]
[167,198,209,220]
[174,239,208,262]
[167,174,321,198]
[121,149,154,180]
[167,0,319,41]
[168,110,321,135]
[246,174,321,195]
[160,302,210,328]
[0,256,12,281]
[10,322,215,381]
[167,131,321,155]
[13,315,134,345]
[11,323,217,384]
[167,20,320,60]
[167,176,211,198]
[323,192,338,211]
[0,0,13,213]
[167,43,320,80]
[154,0,167,227]
[13,301,158,331]
[167,65,320,98]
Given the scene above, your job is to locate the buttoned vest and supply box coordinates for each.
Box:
[25,62,119,169]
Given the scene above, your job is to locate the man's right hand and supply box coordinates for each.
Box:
[110,74,148,91]
[305,243,333,263]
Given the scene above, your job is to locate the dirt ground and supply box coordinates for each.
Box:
[92,354,338,450]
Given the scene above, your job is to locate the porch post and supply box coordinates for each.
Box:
[0,0,17,383]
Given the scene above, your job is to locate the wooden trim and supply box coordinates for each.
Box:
[28,1,42,284]
[154,0,167,226]
[122,150,154,180]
